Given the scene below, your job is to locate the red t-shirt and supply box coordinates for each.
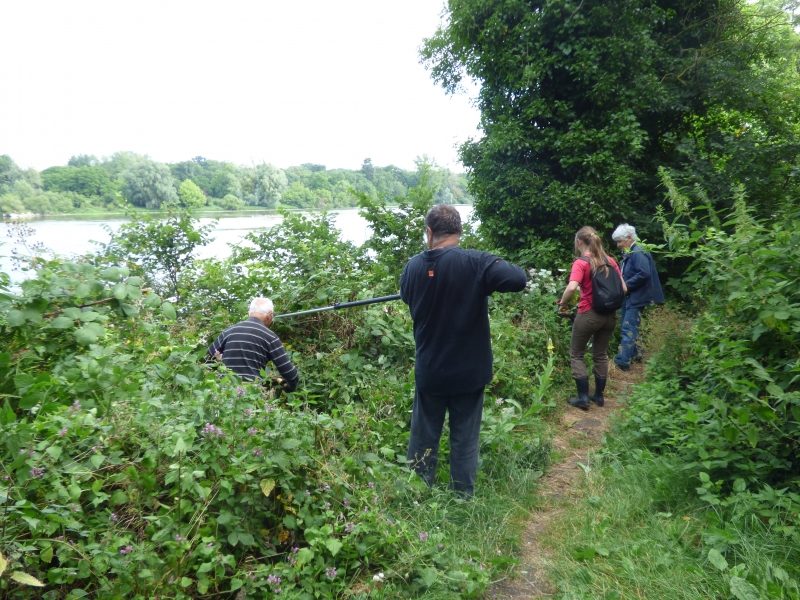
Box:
[569,254,622,313]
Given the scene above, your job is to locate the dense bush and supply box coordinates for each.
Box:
[1,194,563,598]
[613,175,800,525]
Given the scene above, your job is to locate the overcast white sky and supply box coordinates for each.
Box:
[0,1,481,173]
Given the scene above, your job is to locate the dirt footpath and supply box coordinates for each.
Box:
[486,364,646,599]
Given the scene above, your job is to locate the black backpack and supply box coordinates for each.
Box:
[580,257,625,314]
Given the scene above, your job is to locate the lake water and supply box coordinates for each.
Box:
[1,206,473,282]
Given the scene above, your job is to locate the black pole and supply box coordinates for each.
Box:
[273,294,402,319]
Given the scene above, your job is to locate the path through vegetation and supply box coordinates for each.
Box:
[487,363,647,598]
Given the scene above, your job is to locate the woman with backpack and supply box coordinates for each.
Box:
[557,226,627,410]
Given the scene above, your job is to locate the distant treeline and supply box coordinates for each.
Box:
[0,153,472,216]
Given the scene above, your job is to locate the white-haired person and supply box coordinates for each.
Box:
[611,224,664,371]
[206,297,299,390]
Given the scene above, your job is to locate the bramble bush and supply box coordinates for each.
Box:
[1,193,565,598]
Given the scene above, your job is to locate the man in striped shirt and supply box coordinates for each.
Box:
[206,298,299,390]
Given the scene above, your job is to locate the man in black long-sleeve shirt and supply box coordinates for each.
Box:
[400,205,526,496]
[206,298,299,391]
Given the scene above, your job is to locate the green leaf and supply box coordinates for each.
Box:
[75,322,105,345]
[99,267,121,281]
[7,310,24,327]
[161,302,177,320]
[79,311,100,322]
[63,307,82,319]
[766,383,783,397]
[708,548,728,571]
[144,293,161,308]
[50,316,75,329]
[197,562,214,573]
[119,303,138,317]
[1,400,15,424]
[68,483,82,502]
[747,426,758,448]
[74,283,91,298]
[127,277,143,287]
[46,445,62,461]
[112,283,127,300]
[0,551,7,577]
[230,578,244,591]
[21,308,42,323]
[730,576,762,600]
[180,577,192,587]
[173,437,188,455]
[90,454,106,469]
[10,571,45,586]
[227,532,239,546]
[420,567,438,587]
[325,538,343,556]
[295,547,313,565]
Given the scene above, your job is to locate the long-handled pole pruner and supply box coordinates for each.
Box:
[273,294,401,319]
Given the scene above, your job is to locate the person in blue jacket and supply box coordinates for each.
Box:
[611,224,664,371]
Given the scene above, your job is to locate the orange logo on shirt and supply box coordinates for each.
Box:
[428,270,434,277]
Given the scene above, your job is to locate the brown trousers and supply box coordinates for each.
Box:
[570,309,617,379]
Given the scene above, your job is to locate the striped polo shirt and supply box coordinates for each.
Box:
[206,317,299,389]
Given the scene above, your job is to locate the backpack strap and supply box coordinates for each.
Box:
[579,256,613,275]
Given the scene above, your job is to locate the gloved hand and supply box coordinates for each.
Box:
[272,377,291,391]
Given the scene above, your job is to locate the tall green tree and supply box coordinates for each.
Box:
[422,0,800,260]
[209,163,242,199]
[68,154,99,167]
[121,160,179,209]
[178,179,207,208]
[243,163,288,207]
[41,165,115,198]
[361,158,375,181]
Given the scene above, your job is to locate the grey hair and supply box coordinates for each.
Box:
[425,204,462,245]
[612,224,637,241]
[248,297,274,317]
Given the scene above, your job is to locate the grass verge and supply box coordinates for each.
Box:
[541,450,800,599]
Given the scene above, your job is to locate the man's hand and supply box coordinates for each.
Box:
[272,377,291,391]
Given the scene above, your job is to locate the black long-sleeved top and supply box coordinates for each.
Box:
[206,317,299,389]
[400,247,527,395]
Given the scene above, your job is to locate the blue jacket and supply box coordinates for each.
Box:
[621,243,664,308]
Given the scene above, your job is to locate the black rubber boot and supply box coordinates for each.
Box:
[590,376,606,407]
[568,377,591,410]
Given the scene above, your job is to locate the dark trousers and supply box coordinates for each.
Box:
[406,387,484,497]
[615,303,644,367]
[570,309,617,379]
